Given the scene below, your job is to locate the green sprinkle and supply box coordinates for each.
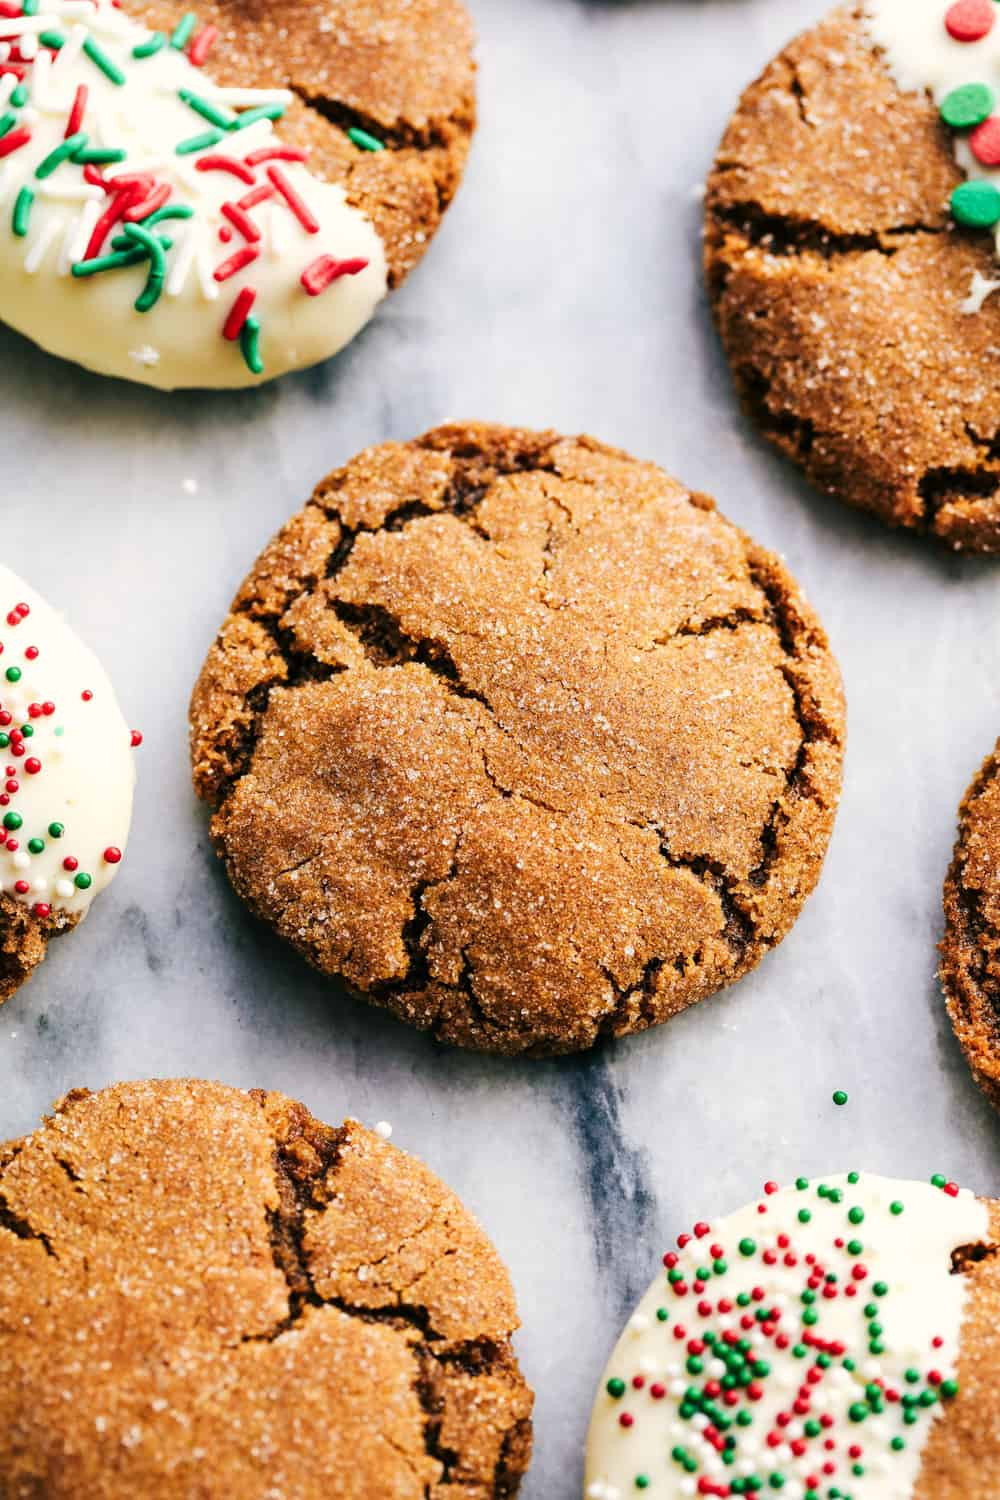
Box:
[848,1207,864,1225]
[847,1239,864,1256]
[798,1209,812,1224]
[635,1478,649,1492]
[38,28,64,48]
[5,666,21,683]
[121,221,166,311]
[802,1308,818,1326]
[35,130,88,180]
[832,1090,848,1107]
[73,147,127,165]
[132,30,166,58]
[20,723,32,737]
[606,1377,625,1399]
[10,83,28,106]
[142,205,194,227]
[175,127,226,156]
[873,1281,888,1297]
[739,1238,757,1258]
[12,185,33,237]
[27,838,44,855]
[346,124,384,152]
[0,735,8,750]
[847,1171,860,1184]
[48,822,64,839]
[178,87,233,129]
[941,82,995,130]
[890,1201,904,1216]
[23,0,38,14]
[655,1307,668,1322]
[3,812,22,831]
[891,1437,905,1452]
[73,247,153,277]
[83,36,125,85]
[795,1178,809,1191]
[0,111,17,138]
[848,1402,868,1423]
[931,1174,947,1189]
[952,180,1000,229]
[713,1258,728,1276]
[240,313,263,374]
[904,1368,920,1385]
[170,11,196,48]
[941,1379,959,1399]
[74,872,93,891]
[686,1356,703,1375]
[228,102,285,131]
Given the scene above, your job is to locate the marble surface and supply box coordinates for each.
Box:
[3,0,1000,1494]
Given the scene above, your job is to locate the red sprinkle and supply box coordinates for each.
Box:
[195,153,256,184]
[24,758,41,775]
[14,880,29,895]
[300,254,370,296]
[130,729,143,747]
[238,183,276,211]
[946,0,995,42]
[32,902,51,919]
[124,181,171,222]
[246,144,308,165]
[103,847,122,864]
[970,116,1000,165]
[188,22,218,66]
[0,126,32,159]
[267,163,319,233]
[213,244,259,282]
[65,83,88,139]
[221,199,261,243]
[222,285,256,340]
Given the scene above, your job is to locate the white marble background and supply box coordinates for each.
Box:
[3,0,1000,1493]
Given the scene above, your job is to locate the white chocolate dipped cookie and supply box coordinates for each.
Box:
[0,0,475,388]
[0,563,138,1001]
[585,1172,1000,1500]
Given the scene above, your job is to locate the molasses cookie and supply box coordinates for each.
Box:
[0,1077,533,1498]
[941,738,1000,1108]
[0,564,138,1004]
[0,0,475,388]
[706,2,1000,551]
[586,1171,1000,1500]
[189,422,845,1056]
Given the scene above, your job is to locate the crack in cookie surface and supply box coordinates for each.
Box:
[190,423,845,1056]
[705,4,1000,550]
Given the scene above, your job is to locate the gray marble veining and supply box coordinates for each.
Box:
[3,0,1000,1494]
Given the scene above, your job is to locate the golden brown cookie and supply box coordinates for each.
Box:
[705,3,1000,552]
[190,422,846,1056]
[941,739,1000,1109]
[0,1078,533,1498]
[584,1171,1000,1500]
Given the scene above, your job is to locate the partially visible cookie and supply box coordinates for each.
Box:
[190,422,845,1057]
[705,2,1000,551]
[586,1171,1000,1500]
[0,0,475,387]
[941,739,1000,1108]
[0,1078,533,1498]
[0,564,138,1004]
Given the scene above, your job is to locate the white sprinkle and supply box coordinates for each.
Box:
[373,1120,393,1140]
[129,345,160,368]
[181,477,199,495]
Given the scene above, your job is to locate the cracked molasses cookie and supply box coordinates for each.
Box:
[941,738,1000,1109]
[585,1171,1000,1500]
[0,0,474,387]
[0,1078,533,1498]
[706,2,1000,551]
[189,422,846,1056]
[0,564,139,1005]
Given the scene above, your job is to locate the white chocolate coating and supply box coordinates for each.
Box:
[865,0,1000,263]
[0,0,388,388]
[585,1173,988,1500]
[0,563,136,918]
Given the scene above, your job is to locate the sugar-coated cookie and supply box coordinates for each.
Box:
[586,1171,1000,1500]
[189,423,845,1056]
[706,2,1000,551]
[941,737,1000,1109]
[0,563,137,1002]
[0,1078,533,1497]
[0,0,475,388]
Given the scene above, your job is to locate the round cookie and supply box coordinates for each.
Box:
[705,2,1000,552]
[0,0,475,388]
[0,564,138,1003]
[941,738,1000,1109]
[0,1077,533,1497]
[585,1171,1000,1500]
[189,422,845,1056]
